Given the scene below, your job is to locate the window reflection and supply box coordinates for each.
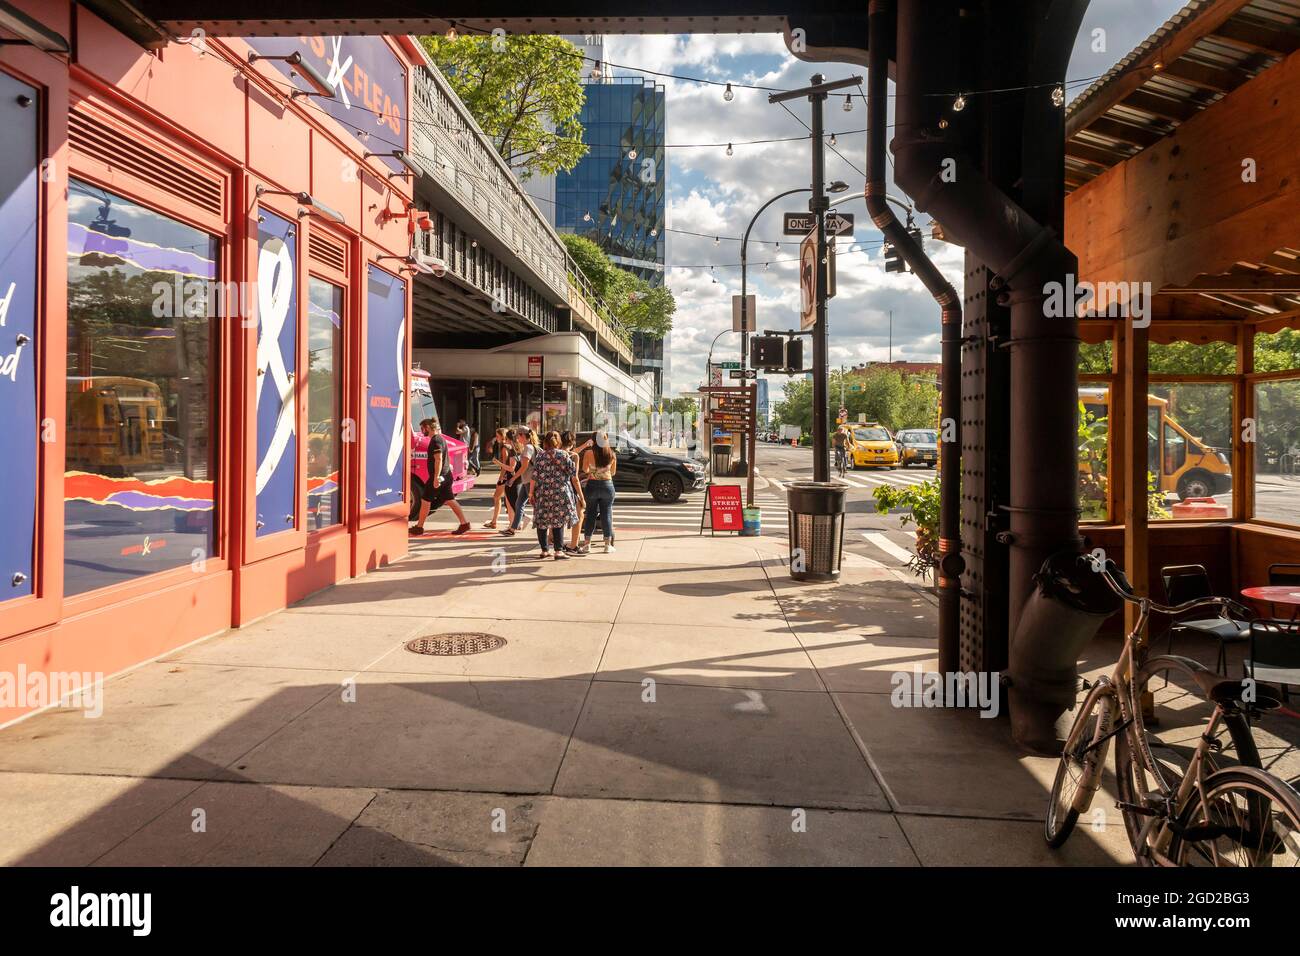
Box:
[65,180,217,596]
[307,278,342,529]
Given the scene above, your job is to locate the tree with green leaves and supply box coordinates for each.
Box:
[559,234,675,335]
[420,34,588,180]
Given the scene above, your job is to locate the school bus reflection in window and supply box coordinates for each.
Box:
[306,278,343,529]
[64,179,218,596]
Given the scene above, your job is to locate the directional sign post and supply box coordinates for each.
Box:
[786,211,853,237]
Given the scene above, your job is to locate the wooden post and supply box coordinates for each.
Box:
[1122,321,1149,641]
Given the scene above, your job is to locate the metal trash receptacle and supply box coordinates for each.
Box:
[711,442,733,476]
[786,481,847,581]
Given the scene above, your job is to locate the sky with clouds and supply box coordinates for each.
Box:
[599,0,1190,399]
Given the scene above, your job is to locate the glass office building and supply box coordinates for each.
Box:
[552,64,669,397]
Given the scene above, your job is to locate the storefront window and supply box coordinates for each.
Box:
[1078,385,1109,521]
[1253,378,1300,526]
[65,180,217,595]
[307,279,343,529]
[1149,383,1233,519]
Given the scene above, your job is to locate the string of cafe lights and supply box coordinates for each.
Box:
[437,19,1106,109]
[202,42,934,259]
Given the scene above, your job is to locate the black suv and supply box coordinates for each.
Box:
[576,432,707,503]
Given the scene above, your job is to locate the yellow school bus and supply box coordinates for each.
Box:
[1079,387,1231,501]
[66,376,166,476]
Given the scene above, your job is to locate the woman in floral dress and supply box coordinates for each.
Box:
[530,431,585,560]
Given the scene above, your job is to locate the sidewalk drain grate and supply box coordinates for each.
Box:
[406,633,507,656]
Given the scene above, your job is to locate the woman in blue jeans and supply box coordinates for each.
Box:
[577,431,618,554]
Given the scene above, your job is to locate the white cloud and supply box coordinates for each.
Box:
[601,0,1187,393]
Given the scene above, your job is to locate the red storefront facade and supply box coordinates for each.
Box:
[0,2,423,723]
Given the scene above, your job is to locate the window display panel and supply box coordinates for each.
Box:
[65,180,218,595]
[307,278,343,529]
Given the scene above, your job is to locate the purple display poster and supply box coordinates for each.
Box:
[0,73,40,601]
[255,209,299,537]
[365,265,406,509]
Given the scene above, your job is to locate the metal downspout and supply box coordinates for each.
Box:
[866,0,963,679]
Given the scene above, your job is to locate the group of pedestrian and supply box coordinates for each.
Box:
[408,418,620,555]
[480,426,619,558]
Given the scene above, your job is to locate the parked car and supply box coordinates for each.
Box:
[848,423,900,469]
[577,431,706,503]
[895,428,939,468]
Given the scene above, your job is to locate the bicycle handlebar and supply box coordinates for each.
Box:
[1083,555,1253,621]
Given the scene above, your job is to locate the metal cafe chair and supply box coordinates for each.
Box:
[1247,620,1300,704]
[1161,563,1252,676]
[1268,563,1300,587]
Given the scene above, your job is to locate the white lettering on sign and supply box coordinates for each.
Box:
[0,281,27,383]
[326,37,354,109]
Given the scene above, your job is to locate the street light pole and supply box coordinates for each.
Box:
[770,73,861,481]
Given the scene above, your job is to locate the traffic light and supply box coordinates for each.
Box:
[884,241,907,273]
[751,335,785,370]
[785,337,803,371]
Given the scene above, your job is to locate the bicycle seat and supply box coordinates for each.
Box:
[1194,674,1284,711]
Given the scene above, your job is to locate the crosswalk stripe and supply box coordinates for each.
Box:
[864,531,914,563]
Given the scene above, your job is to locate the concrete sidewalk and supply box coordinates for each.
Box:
[0,526,1132,866]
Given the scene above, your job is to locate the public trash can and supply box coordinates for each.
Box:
[1007,550,1127,753]
[711,442,733,477]
[786,481,847,581]
[741,506,762,537]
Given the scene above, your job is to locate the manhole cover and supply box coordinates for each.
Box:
[405,633,507,656]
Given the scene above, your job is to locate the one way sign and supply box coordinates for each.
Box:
[782,212,854,237]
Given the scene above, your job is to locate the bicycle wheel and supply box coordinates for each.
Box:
[1168,767,1300,867]
[1046,678,1115,848]
[1115,655,1261,861]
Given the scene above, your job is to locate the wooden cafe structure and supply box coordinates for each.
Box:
[1063,0,1300,631]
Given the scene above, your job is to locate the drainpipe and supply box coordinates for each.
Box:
[865,0,962,679]
[886,0,1085,751]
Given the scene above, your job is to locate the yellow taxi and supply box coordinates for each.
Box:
[849,423,900,469]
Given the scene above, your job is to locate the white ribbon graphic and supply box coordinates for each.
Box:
[255,235,296,495]
[386,319,406,477]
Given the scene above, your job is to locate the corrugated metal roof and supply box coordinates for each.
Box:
[1064,0,1300,192]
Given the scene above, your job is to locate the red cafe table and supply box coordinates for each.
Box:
[1241,586,1300,621]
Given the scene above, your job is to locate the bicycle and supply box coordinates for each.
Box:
[834,444,848,478]
[1045,555,1300,866]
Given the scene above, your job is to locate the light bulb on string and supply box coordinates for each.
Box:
[537,140,550,155]
[1051,85,1065,108]
[723,83,734,102]
[714,236,720,247]
[710,266,717,284]
[953,92,967,112]
[843,94,853,113]
[591,60,603,80]
[830,133,838,147]
[627,148,637,160]
[445,23,458,39]
[583,210,592,222]
[725,143,733,157]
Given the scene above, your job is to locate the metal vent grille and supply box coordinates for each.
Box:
[68,108,224,218]
[309,231,347,273]
[405,633,506,656]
